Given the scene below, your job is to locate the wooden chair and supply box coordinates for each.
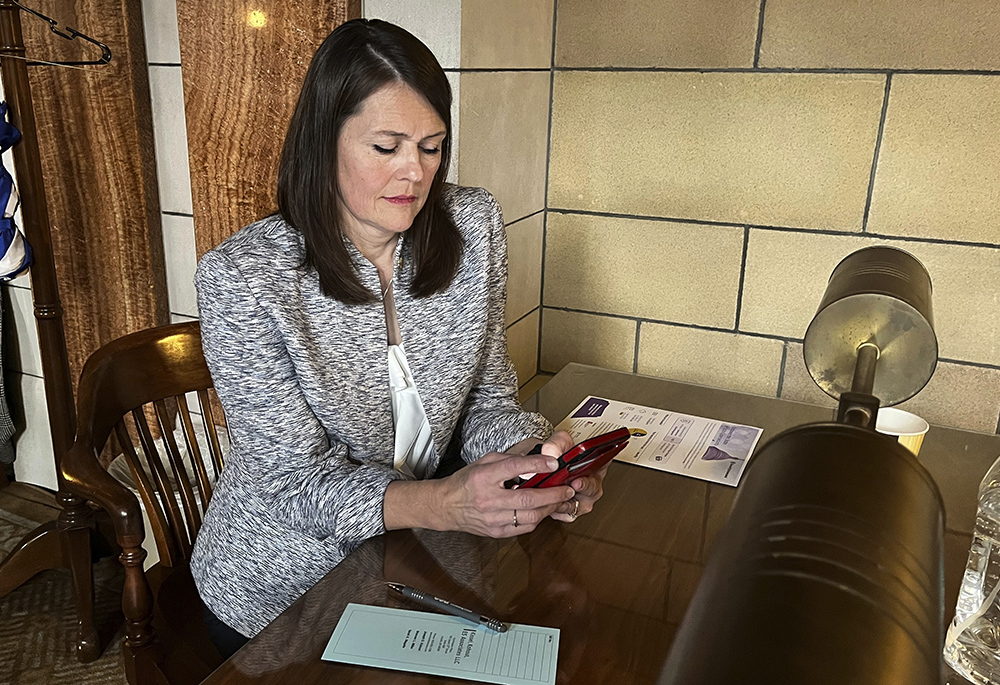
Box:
[60,322,228,685]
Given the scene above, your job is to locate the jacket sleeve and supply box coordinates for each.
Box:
[458,190,553,462]
[196,249,405,542]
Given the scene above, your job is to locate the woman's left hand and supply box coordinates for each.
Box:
[549,462,608,523]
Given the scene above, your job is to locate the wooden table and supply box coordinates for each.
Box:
[202,363,999,684]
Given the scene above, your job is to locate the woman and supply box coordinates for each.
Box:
[190,18,608,657]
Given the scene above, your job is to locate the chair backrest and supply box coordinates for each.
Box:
[74,321,227,567]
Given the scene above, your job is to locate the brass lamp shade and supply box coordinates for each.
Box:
[803,246,937,406]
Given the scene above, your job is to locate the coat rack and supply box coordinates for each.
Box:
[0,0,111,663]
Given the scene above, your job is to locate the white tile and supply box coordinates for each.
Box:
[170,313,198,324]
[447,71,460,184]
[4,284,42,377]
[148,66,193,214]
[364,0,462,69]
[141,0,182,64]
[162,213,198,317]
[10,372,56,490]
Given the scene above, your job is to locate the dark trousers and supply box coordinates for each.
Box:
[203,604,250,660]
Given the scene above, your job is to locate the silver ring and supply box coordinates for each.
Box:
[570,499,580,519]
[512,510,518,528]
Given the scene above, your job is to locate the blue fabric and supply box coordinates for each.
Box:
[0,102,20,463]
[0,101,31,281]
[0,102,19,148]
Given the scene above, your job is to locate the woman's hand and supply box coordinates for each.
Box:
[498,430,608,523]
[435,447,575,537]
[384,431,607,536]
[525,429,607,523]
[384,432,578,538]
[549,461,609,523]
[504,430,574,458]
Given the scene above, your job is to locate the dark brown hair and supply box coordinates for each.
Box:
[277,18,462,304]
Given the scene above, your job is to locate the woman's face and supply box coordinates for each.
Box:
[336,82,446,246]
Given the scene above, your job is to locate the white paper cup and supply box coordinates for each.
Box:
[876,407,930,456]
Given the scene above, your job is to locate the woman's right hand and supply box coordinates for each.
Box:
[435,451,577,538]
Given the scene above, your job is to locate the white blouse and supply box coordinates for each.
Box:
[388,343,436,479]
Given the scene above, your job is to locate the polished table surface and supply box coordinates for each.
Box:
[202,363,1000,684]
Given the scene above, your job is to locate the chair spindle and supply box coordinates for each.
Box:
[132,408,192,560]
[176,394,213,509]
[115,421,180,568]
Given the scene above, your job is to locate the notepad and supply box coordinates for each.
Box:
[322,603,560,685]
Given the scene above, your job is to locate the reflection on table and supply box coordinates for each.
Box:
[202,363,999,684]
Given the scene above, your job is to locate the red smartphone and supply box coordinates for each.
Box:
[512,427,631,489]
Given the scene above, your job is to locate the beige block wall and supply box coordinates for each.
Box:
[539,0,1000,433]
[461,0,553,69]
[759,0,1000,71]
[459,71,550,224]
[867,75,1000,244]
[505,213,544,326]
[544,213,744,326]
[555,0,760,68]
[549,71,884,231]
[130,1,1000,429]
[456,0,554,390]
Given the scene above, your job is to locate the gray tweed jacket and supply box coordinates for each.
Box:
[189,185,551,637]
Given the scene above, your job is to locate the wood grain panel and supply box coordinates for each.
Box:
[177,0,361,256]
[20,0,168,390]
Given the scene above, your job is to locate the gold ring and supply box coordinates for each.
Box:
[513,510,518,528]
[571,499,580,519]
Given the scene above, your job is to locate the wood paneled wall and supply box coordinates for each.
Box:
[21,0,167,388]
[176,0,361,256]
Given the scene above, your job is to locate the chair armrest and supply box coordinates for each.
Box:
[61,440,146,549]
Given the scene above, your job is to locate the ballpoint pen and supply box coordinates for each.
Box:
[386,582,510,633]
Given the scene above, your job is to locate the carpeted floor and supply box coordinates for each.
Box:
[0,505,128,685]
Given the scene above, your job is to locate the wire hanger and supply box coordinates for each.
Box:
[8,0,112,67]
